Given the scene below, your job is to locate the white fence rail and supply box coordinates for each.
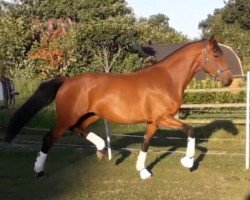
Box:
[245,72,250,170]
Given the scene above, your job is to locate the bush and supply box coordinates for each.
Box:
[183,78,245,104]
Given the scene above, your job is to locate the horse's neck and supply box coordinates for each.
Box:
[157,43,204,92]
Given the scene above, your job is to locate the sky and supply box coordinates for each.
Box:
[126,0,226,39]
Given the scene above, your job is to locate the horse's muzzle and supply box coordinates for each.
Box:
[221,77,233,87]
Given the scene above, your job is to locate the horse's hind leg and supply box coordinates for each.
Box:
[136,123,158,180]
[34,123,66,177]
[73,115,106,160]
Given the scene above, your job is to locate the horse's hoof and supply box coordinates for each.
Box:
[140,168,152,180]
[180,156,194,168]
[96,149,106,160]
[36,171,45,178]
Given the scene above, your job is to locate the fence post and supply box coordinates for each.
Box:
[104,119,112,160]
[246,71,250,170]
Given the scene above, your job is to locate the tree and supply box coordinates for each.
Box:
[76,16,140,73]
[3,0,132,22]
[198,0,250,64]
[147,14,170,29]
[29,18,78,78]
[0,14,33,74]
[221,0,250,30]
[0,0,189,78]
[136,14,188,45]
[0,0,138,77]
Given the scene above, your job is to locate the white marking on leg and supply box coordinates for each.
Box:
[34,151,47,173]
[181,137,195,168]
[136,150,147,171]
[86,132,105,150]
[136,151,152,179]
[140,168,152,180]
[186,137,195,158]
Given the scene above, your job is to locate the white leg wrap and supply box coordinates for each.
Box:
[86,132,105,151]
[136,151,147,171]
[140,168,152,180]
[136,151,152,179]
[181,137,195,168]
[186,137,195,158]
[34,151,47,173]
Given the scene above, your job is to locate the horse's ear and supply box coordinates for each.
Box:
[208,35,220,44]
[208,35,223,55]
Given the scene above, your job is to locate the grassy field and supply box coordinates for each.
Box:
[0,118,250,200]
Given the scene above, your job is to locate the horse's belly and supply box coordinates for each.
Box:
[94,99,148,124]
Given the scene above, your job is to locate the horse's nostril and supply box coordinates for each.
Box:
[222,78,233,86]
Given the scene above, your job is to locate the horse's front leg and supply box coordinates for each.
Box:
[159,116,195,169]
[136,123,158,179]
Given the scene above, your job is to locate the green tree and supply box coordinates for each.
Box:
[0,13,33,76]
[147,14,170,29]
[3,0,132,21]
[199,1,250,65]
[0,0,189,78]
[136,14,188,44]
[221,0,250,30]
[28,19,78,78]
[75,16,140,73]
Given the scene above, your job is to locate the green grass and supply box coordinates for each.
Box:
[0,117,250,200]
[0,146,249,200]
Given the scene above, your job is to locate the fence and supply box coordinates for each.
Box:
[179,78,249,170]
[179,86,246,124]
[246,72,250,169]
[181,74,249,170]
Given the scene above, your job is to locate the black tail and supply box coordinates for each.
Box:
[4,77,66,143]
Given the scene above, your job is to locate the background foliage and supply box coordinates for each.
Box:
[0,0,249,79]
[0,0,187,78]
[199,0,250,70]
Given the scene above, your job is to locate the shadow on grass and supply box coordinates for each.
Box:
[0,146,96,200]
[113,120,239,172]
[0,119,240,200]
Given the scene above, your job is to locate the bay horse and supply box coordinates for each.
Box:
[3,36,233,179]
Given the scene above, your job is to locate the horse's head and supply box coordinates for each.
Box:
[200,36,233,86]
